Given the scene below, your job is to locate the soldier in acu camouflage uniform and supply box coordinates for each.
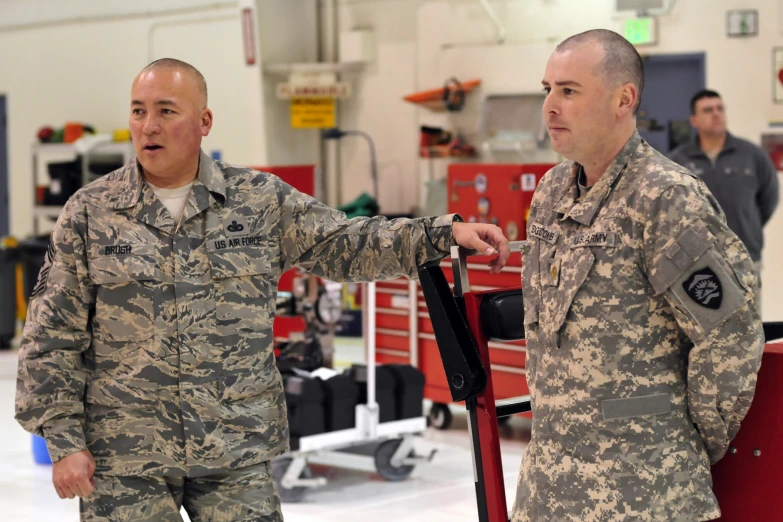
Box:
[512,30,764,521]
[15,58,510,522]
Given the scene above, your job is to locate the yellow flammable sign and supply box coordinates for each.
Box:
[290,97,335,129]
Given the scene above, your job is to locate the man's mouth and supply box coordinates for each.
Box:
[144,145,163,151]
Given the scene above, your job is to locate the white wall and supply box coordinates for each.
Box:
[149,2,266,166]
[335,0,783,318]
[1,0,780,317]
[336,0,422,214]
[0,0,256,237]
[0,0,320,239]
[256,0,321,169]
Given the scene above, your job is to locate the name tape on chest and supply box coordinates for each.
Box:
[570,231,615,248]
[102,245,134,256]
[212,236,265,251]
[529,223,559,245]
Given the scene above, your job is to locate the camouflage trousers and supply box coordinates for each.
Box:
[80,461,283,522]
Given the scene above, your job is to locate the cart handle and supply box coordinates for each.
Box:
[496,396,532,418]
[418,262,487,402]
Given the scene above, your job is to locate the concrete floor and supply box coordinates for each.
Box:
[0,338,530,521]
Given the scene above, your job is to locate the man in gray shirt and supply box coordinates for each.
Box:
[669,90,779,270]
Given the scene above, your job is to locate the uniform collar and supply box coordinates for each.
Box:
[106,149,226,210]
[553,130,642,226]
[105,150,227,234]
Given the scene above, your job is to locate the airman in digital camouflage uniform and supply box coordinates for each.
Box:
[512,30,764,521]
[15,58,510,522]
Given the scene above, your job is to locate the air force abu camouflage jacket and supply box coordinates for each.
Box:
[512,132,764,522]
[16,151,457,477]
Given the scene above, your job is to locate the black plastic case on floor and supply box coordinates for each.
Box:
[0,246,18,347]
[384,364,426,420]
[317,374,359,432]
[280,362,426,451]
[347,364,397,423]
[284,375,326,437]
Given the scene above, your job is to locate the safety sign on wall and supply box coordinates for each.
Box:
[521,173,537,191]
[290,97,335,129]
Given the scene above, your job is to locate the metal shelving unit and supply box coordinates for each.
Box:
[31,139,134,234]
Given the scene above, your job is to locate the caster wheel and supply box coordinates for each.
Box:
[428,402,453,430]
[374,439,415,481]
[271,457,312,503]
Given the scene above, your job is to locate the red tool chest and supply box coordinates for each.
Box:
[373,164,554,426]
[711,343,783,521]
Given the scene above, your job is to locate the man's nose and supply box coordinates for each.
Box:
[142,115,160,135]
[543,94,558,116]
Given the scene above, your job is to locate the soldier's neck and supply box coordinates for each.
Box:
[699,132,727,155]
[141,164,199,189]
[580,126,636,187]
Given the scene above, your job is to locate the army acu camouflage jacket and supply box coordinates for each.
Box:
[16,151,457,477]
[512,132,764,522]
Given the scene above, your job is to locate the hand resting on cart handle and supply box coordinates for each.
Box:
[451,222,510,274]
[451,239,527,258]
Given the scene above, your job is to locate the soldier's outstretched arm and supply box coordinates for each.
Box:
[643,182,764,464]
[15,198,93,464]
[275,177,509,281]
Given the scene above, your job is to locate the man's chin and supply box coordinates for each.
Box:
[551,144,573,161]
[136,158,163,177]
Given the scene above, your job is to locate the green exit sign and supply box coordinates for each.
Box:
[625,17,658,46]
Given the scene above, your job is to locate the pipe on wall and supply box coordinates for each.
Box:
[0,2,239,33]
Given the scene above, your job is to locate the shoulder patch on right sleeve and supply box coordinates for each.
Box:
[669,249,748,336]
[682,267,723,309]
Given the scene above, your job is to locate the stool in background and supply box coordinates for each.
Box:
[32,434,51,465]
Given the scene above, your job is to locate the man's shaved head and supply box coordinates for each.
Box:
[556,29,644,114]
[141,58,208,109]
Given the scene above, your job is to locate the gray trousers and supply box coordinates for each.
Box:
[80,462,283,522]
[755,261,763,317]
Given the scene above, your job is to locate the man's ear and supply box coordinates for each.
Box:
[618,83,638,117]
[201,108,213,136]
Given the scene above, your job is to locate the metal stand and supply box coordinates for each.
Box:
[272,281,436,503]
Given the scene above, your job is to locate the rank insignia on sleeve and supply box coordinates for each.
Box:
[30,239,55,299]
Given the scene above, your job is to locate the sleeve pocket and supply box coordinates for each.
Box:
[649,221,714,295]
